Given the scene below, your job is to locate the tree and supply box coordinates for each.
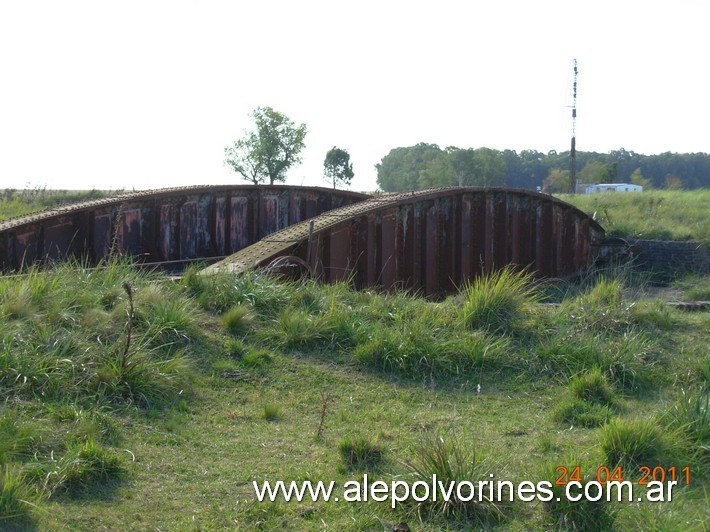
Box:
[224,106,307,185]
[323,147,354,189]
[630,167,652,188]
[542,168,569,193]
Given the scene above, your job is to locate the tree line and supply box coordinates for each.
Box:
[377,144,710,192]
[223,107,709,192]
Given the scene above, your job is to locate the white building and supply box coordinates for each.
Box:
[584,183,643,194]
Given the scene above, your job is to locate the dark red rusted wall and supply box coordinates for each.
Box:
[205,188,605,296]
[0,185,369,271]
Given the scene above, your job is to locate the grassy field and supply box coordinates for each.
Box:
[0,188,121,221]
[559,189,710,243]
[1,260,707,530]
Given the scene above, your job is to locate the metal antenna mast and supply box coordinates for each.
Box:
[568,59,578,194]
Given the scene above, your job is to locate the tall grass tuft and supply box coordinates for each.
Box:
[541,459,615,531]
[554,369,623,427]
[221,305,252,335]
[0,466,40,521]
[600,418,688,470]
[338,436,383,471]
[404,431,504,524]
[458,267,541,333]
[46,438,125,496]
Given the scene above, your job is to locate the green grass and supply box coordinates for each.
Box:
[0,188,121,221]
[1,262,708,528]
[558,189,710,242]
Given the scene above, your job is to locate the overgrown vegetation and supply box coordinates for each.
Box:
[561,189,710,242]
[0,260,707,529]
[0,187,121,221]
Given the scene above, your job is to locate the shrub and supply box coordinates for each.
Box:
[338,436,383,471]
[458,267,541,333]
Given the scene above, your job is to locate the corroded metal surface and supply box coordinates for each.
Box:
[205,188,605,296]
[0,185,369,271]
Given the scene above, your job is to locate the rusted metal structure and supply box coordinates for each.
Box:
[0,185,369,271]
[205,188,605,297]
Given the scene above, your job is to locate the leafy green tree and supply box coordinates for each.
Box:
[542,168,569,193]
[376,143,443,192]
[471,147,506,186]
[578,160,609,184]
[630,168,652,188]
[224,106,307,185]
[323,147,354,189]
[418,151,455,188]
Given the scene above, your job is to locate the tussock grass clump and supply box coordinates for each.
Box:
[671,387,709,443]
[0,261,200,407]
[0,412,44,466]
[570,368,621,407]
[0,466,40,522]
[541,459,615,531]
[354,315,508,378]
[46,438,125,496]
[405,431,504,524]
[338,436,383,471]
[554,399,616,428]
[534,331,659,392]
[458,267,541,333]
[663,387,708,468]
[221,304,252,335]
[554,370,622,427]
[600,418,687,470]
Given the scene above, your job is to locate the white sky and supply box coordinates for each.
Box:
[1,1,708,192]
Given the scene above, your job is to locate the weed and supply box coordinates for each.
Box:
[316,391,333,440]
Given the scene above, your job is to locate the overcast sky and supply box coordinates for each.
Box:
[1,1,708,192]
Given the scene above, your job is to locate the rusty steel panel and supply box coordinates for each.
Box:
[214,196,227,256]
[43,220,74,260]
[0,185,604,292]
[205,188,605,297]
[0,185,368,271]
